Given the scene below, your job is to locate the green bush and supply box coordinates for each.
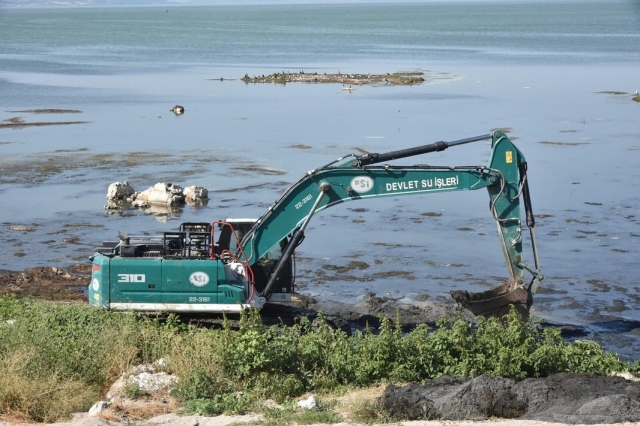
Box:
[123,381,147,400]
[180,392,250,416]
[0,297,178,421]
[0,295,633,423]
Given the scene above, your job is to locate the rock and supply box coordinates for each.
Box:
[297,395,318,410]
[113,371,177,396]
[106,181,135,201]
[107,359,176,400]
[104,201,121,210]
[106,182,209,209]
[134,183,185,206]
[8,225,36,232]
[88,401,110,417]
[184,185,208,202]
[382,373,640,423]
[437,375,526,420]
[131,199,149,208]
[613,371,640,382]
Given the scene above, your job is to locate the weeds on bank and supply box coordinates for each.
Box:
[0,294,632,423]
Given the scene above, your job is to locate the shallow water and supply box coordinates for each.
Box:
[1,2,640,358]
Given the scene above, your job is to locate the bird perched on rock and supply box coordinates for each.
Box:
[171,105,185,115]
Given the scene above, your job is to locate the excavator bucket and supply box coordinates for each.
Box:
[450,278,532,319]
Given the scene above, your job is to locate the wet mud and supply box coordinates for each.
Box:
[383,373,640,423]
[0,264,89,301]
[232,165,288,175]
[7,109,83,114]
[538,141,590,146]
[0,149,270,186]
[0,119,89,129]
[1,109,88,129]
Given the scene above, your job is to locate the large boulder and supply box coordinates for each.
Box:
[134,183,184,206]
[86,359,177,421]
[88,401,111,417]
[106,181,135,201]
[183,185,208,202]
[107,358,176,400]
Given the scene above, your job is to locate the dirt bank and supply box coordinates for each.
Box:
[37,415,640,426]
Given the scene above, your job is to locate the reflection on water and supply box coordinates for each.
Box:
[105,199,209,223]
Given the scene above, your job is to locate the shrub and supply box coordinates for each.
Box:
[0,296,632,423]
[0,297,179,422]
[123,381,147,400]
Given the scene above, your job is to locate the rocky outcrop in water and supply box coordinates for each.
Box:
[105,182,208,207]
[240,70,425,86]
[133,183,185,207]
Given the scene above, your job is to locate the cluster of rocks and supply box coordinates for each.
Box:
[105,181,208,209]
[87,359,320,421]
[79,356,640,425]
[88,359,177,418]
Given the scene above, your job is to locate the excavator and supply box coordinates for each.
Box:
[89,130,543,318]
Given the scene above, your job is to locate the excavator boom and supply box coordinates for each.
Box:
[241,130,543,316]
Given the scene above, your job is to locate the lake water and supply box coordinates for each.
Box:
[1,1,640,356]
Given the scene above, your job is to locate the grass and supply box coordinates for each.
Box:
[0,294,637,423]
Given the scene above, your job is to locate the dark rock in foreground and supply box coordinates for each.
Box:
[383,373,640,424]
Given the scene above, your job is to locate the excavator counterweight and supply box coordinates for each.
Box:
[88,131,543,318]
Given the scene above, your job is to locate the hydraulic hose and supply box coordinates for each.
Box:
[356,134,492,166]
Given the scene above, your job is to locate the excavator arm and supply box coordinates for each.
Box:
[239,131,543,317]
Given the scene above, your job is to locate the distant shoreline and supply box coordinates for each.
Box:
[1,0,624,8]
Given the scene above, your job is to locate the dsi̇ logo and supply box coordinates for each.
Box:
[350,176,374,194]
[189,271,210,287]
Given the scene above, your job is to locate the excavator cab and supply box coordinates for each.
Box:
[213,220,294,301]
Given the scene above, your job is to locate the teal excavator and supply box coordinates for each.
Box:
[89,131,543,317]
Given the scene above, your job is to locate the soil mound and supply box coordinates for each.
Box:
[383,373,640,424]
[0,265,89,300]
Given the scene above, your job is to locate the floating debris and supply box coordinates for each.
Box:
[170,105,185,115]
